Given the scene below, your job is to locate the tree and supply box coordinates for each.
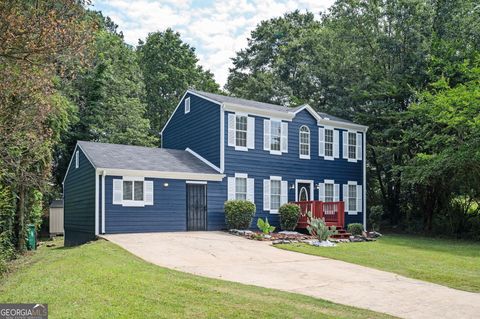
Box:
[0,0,94,251]
[137,29,219,136]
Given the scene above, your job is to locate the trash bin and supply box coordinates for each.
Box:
[27,224,36,250]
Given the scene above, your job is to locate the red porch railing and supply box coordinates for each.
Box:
[292,201,345,229]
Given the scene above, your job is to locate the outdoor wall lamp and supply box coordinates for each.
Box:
[289,184,295,190]
[163,182,169,188]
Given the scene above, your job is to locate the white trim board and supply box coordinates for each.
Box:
[96,168,224,182]
[185,148,221,173]
[294,179,314,202]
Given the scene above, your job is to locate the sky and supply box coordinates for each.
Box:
[91,0,335,87]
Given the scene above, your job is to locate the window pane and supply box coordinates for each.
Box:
[134,181,144,201]
[270,121,281,151]
[270,180,281,210]
[348,132,356,159]
[300,126,310,156]
[348,184,356,211]
[325,183,334,202]
[235,116,247,147]
[235,177,247,200]
[325,129,333,157]
[123,181,132,200]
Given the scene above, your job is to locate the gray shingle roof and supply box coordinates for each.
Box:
[50,199,64,208]
[190,90,356,125]
[77,141,219,174]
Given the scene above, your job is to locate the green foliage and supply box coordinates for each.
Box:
[29,190,43,231]
[257,218,276,234]
[368,205,384,231]
[0,180,15,273]
[224,200,256,230]
[137,29,219,135]
[279,204,300,230]
[306,212,336,241]
[347,223,364,236]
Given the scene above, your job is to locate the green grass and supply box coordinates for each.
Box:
[277,234,480,292]
[0,238,393,319]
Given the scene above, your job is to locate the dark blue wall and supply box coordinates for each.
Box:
[223,109,364,227]
[104,176,225,233]
[162,92,221,168]
[64,146,96,246]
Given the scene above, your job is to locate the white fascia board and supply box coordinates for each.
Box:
[290,104,322,122]
[185,148,222,173]
[223,103,294,121]
[98,168,225,182]
[318,119,368,132]
[160,90,223,136]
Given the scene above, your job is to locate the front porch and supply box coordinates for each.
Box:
[291,200,346,230]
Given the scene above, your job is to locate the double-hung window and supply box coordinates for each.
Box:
[263,177,287,213]
[343,181,362,214]
[228,113,254,150]
[324,129,333,157]
[235,176,247,200]
[235,115,248,148]
[299,126,310,159]
[324,183,334,202]
[270,180,281,210]
[348,132,356,159]
[318,179,339,202]
[270,121,281,152]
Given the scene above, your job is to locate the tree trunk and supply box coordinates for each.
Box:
[16,184,26,252]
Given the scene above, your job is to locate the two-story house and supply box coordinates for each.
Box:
[63,90,367,246]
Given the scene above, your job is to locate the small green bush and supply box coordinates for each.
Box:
[224,200,256,229]
[257,218,275,234]
[279,204,300,230]
[347,223,364,236]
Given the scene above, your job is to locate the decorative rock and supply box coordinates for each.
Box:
[368,231,382,238]
[278,231,301,235]
[310,240,336,247]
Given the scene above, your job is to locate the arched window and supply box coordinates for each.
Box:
[299,125,310,158]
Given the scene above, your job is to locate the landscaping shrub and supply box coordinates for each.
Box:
[306,212,336,241]
[279,204,300,230]
[347,223,364,236]
[224,200,256,229]
[368,205,384,231]
[257,218,275,234]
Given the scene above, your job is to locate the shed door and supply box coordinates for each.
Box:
[186,184,207,231]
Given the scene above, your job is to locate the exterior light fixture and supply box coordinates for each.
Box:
[163,182,169,188]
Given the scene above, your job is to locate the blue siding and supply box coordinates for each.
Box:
[64,146,96,246]
[223,109,364,227]
[162,93,221,167]
[104,177,225,233]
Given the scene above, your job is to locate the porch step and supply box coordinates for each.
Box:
[329,227,351,239]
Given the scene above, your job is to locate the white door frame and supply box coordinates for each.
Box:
[295,179,314,202]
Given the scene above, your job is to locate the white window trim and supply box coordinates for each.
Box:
[113,176,154,207]
[269,120,282,155]
[299,125,310,159]
[323,179,335,202]
[346,131,358,163]
[346,181,358,215]
[294,179,314,201]
[184,97,190,114]
[267,176,286,214]
[234,113,249,151]
[323,127,335,161]
[75,151,79,168]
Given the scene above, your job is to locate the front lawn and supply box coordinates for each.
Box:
[0,238,393,319]
[276,234,480,292]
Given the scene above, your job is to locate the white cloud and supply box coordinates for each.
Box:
[92,0,335,86]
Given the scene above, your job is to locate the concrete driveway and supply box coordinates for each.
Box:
[103,231,480,319]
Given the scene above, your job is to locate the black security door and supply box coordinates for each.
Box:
[187,184,207,231]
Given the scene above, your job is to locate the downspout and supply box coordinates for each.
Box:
[363,130,367,230]
[95,170,99,235]
[101,170,106,234]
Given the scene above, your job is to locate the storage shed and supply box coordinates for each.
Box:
[49,199,64,235]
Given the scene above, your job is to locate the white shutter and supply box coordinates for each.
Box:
[144,181,154,205]
[334,184,340,202]
[318,128,324,157]
[247,117,255,149]
[357,132,362,161]
[263,120,271,151]
[281,180,288,205]
[247,178,255,203]
[343,131,348,159]
[227,177,235,200]
[228,114,236,147]
[113,179,123,204]
[318,183,325,201]
[281,122,288,153]
[263,179,270,211]
[343,184,348,212]
[333,130,340,158]
[357,185,363,213]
